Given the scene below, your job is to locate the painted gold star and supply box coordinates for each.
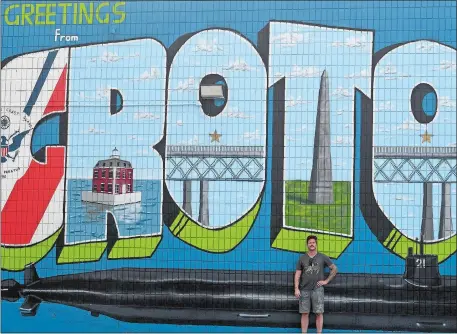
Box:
[209,130,222,142]
[421,131,433,143]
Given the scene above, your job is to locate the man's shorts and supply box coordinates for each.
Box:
[299,287,324,314]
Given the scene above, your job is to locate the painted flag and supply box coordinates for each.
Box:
[1,145,8,157]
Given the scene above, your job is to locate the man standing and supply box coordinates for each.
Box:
[294,235,338,333]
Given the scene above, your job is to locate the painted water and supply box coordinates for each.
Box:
[65,179,161,244]
[373,182,456,240]
[65,179,456,244]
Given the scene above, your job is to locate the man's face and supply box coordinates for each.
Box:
[307,239,317,251]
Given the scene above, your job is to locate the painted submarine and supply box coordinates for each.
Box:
[2,247,456,333]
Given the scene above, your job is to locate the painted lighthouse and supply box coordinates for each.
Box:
[81,148,141,206]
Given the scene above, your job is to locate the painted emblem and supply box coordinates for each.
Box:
[1,130,30,163]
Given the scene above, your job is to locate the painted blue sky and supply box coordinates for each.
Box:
[36,17,456,235]
[166,30,267,147]
[373,41,456,240]
[165,30,267,227]
[268,22,373,182]
[67,39,166,181]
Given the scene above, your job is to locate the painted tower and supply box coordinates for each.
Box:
[91,148,134,195]
[82,148,141,206]
[308,70,334,204]
[439,183,454,238]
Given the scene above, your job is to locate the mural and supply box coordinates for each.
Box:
[1,1,456,333]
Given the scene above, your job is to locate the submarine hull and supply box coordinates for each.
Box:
[4,267,456,332]
[70,304,456,332]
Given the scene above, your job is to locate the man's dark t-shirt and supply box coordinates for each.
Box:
[296,253,333,290]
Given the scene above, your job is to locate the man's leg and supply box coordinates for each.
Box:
[299,290,311,333]
[301,313,309,333]
[312,287,325,334]
[315,313,323,334]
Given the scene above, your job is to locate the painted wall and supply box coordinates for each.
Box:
[1,1,456,333]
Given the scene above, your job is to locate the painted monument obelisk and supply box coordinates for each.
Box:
[308,70,334,204]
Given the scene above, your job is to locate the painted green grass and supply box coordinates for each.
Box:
[285,181,352,235]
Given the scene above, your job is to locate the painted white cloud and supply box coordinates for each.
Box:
[294,125,308,133]
[224,59,252,71]
[332,35,369,48]
[178,135,199,145]
[334,160,347,167]
[448,142,456,147]
[135,68,161,81]
[90,51,140,63]
[433,60,456,71]
[332,136,353,145]
[377,64,411,80]
[379,65,398,75]
[374,101,395,112]
[101,51,122,63]
[95,87,112,100]
[396,118,424,132]
[332,87,351,98]
[194,39,223,53]
[133,112,161,120]
[271,32,310,47]
[76,91,88,99]
[286,135,298,142]
[345,68,371,79]
[286,96,311,108]
[176,120,183,126]
[289,66,321,78]
[78,87,112,100]
[242,129,262,141]
[173,78,195,91]
[377,125,391,133]
[82,126,107,135]
[416,41,435,52]
[221,107,253,119]
[439,96,456,108]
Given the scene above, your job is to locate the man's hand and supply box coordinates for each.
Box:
[294,288,301,298]
[316,280,328,287]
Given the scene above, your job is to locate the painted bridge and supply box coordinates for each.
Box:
[166,145,265,226]
[373,146,456,241]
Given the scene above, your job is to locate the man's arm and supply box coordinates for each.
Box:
[294,270,301,297]
[325,264,338,283]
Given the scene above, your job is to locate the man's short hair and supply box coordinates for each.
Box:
[307,235,317,243]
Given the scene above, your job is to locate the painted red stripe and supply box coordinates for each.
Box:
[1,147,65,244]
[43,65,67,115]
